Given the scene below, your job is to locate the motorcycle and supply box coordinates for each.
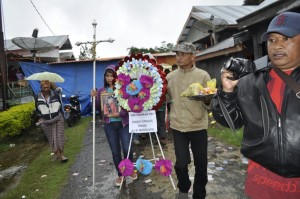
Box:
[62,94,81,127]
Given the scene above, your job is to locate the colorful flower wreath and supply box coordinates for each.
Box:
[118,158,172,177]
[114,54,167,113]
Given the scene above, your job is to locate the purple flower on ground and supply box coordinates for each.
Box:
[118,159,134,176]
[140,75,154,88]
[154,159,172,176]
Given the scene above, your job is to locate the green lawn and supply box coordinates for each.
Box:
[208,125,243,147]
[2,117,91,199]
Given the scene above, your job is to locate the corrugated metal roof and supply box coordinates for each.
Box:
[192,6,257,25]
[4,40,19,51]
[178,6,257,43]
[196,37,234,56]
[177,1,277,43]
[40,35,72,50]
[152,52,175,57]
[49,52,175,64]
[49,56,124,64]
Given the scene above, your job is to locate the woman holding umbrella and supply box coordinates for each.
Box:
[35,80,68,163]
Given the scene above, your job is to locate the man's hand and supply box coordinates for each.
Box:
[220,68,239,93]
[90,89,97,97]
[106,113,120,118]
[189,95,212,105]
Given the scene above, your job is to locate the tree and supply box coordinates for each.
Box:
[78,44,93,60]
[127,41,175,55]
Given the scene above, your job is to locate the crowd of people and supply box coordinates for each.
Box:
[30,11,300,199]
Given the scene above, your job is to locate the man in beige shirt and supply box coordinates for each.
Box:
[167,42,211,199]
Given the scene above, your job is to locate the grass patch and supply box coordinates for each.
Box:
[208,126,243,147]
[2,116,92,199]
[0,143,10,153]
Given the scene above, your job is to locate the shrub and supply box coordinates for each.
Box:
[0,102,35,137]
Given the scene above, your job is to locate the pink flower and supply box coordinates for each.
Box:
[119,87,129,99]
[128,98,144,113]
[118,159,134,176]
[154,159,172,176]
[140,75,153,88]
[117,74,131,86]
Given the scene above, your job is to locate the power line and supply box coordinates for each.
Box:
[29,0,55,36]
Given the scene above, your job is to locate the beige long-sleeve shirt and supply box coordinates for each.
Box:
[166,66,211,132]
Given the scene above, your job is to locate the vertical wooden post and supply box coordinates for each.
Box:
[0,0,8,110]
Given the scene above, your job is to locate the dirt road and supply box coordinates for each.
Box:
[59,122,248,199]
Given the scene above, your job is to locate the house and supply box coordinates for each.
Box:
[1,35,74,110]
[175,0,300,84]
[5,35,75,63]
[237,0,300,59]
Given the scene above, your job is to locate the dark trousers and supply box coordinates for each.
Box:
[173,129,208,199]
[104,122,133,176]
[156,110,167,138]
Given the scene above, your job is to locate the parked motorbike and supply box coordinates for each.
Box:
[62,94,81,127]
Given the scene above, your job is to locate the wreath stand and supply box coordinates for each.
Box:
[119,118,176,190]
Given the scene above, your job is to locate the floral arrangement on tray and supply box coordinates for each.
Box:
[180,78,217,97]
[114,53,167,113]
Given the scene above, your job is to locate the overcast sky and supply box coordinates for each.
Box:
[3,0,244,59]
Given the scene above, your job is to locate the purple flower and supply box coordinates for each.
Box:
[117,74,131,86]
[118,159,134,176]
[140,75,153,88]
[119,87,129,99]
[138,88,150,102]
[154,159,172,176]
[128,98,144,113]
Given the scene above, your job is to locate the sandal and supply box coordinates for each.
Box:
[131,172,138,180]
[61,157,68,163]
[115,176,124,186]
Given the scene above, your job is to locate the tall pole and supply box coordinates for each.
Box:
[92,19,97,193]
[75,21,114,193]
[0,0,7,110]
